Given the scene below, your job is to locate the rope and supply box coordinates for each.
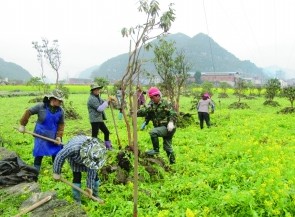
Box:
[202,0,216,72]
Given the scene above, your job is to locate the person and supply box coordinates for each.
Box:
[136,85,146,109]
[137,87,177,164]
[87,84,116,150]
[197,93,215,129]
[116,87,123,120]
[18,89,65,173]
[52,135,107,204]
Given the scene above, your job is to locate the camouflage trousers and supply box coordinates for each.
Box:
[149,126,176,153]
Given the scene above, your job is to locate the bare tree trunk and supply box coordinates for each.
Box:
[55,70,59,88]
[176,86,181,113]
[121,88,132,147]
[132,94,139,217]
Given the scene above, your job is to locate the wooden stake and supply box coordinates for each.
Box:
[105,87,122,149]
[14,195,52,217]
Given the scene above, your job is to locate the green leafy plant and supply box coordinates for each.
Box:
[1,86,295,216]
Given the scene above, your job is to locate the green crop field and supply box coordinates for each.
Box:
[0,86,294,216]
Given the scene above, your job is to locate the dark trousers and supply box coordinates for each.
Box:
[91,122,110,141]
[198,112,210,129]
[73,171,99,183]
[34,155,56,166]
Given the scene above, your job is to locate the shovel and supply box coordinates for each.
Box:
[105,86,122,149]
[60,177,104,204]
[13,127,62,145]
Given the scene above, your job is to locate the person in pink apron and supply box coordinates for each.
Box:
[18,89,65,173]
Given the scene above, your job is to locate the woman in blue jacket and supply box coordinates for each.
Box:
[18,89,65,173]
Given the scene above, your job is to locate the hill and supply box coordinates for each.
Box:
[78,65,100,79]
[0,33,268,83]
[91,33,265,81]
[0,58,32,82]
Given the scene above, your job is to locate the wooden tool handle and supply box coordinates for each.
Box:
[14,195,52,217]
[13,127,62,145]
[60,177,104,204]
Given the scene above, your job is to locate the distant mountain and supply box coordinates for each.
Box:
[263,65,295,80]
[0,33,274,83]
[0,58,32,82]
[91,33,265,81]
[78,65,100,79]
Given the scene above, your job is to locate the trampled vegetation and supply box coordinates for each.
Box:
[0,86,295,216]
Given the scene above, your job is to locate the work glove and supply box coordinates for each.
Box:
[18,125,25,133]
[167,121,174,132]
[85,188,93,198]
[140,122,147,130]
[108,96,117,102]
[55,137,62,145]
[53,173,61,180]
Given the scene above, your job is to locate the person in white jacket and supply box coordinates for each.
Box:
[87,84,116,149]
[197,93,215,129]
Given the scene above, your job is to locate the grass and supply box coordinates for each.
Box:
[0,87,295,216]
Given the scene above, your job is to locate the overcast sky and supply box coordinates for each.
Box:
[1,0,295,81]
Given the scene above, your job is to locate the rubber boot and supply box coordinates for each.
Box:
[118,112,123,120]
[167,151,176,164]
[34,164,41,173]
[72,183,81,204]
[105,140,113,150]
[93,181,100,198]
[146,137,159,155]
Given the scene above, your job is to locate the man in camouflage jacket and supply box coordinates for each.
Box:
[137,87,177,164]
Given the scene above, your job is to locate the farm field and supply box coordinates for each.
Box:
[0,86,295,216]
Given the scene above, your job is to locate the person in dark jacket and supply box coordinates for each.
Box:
[53,135,107,204]
[87,84,116,150]
[137,87,177,164]
[18,89,65,173]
